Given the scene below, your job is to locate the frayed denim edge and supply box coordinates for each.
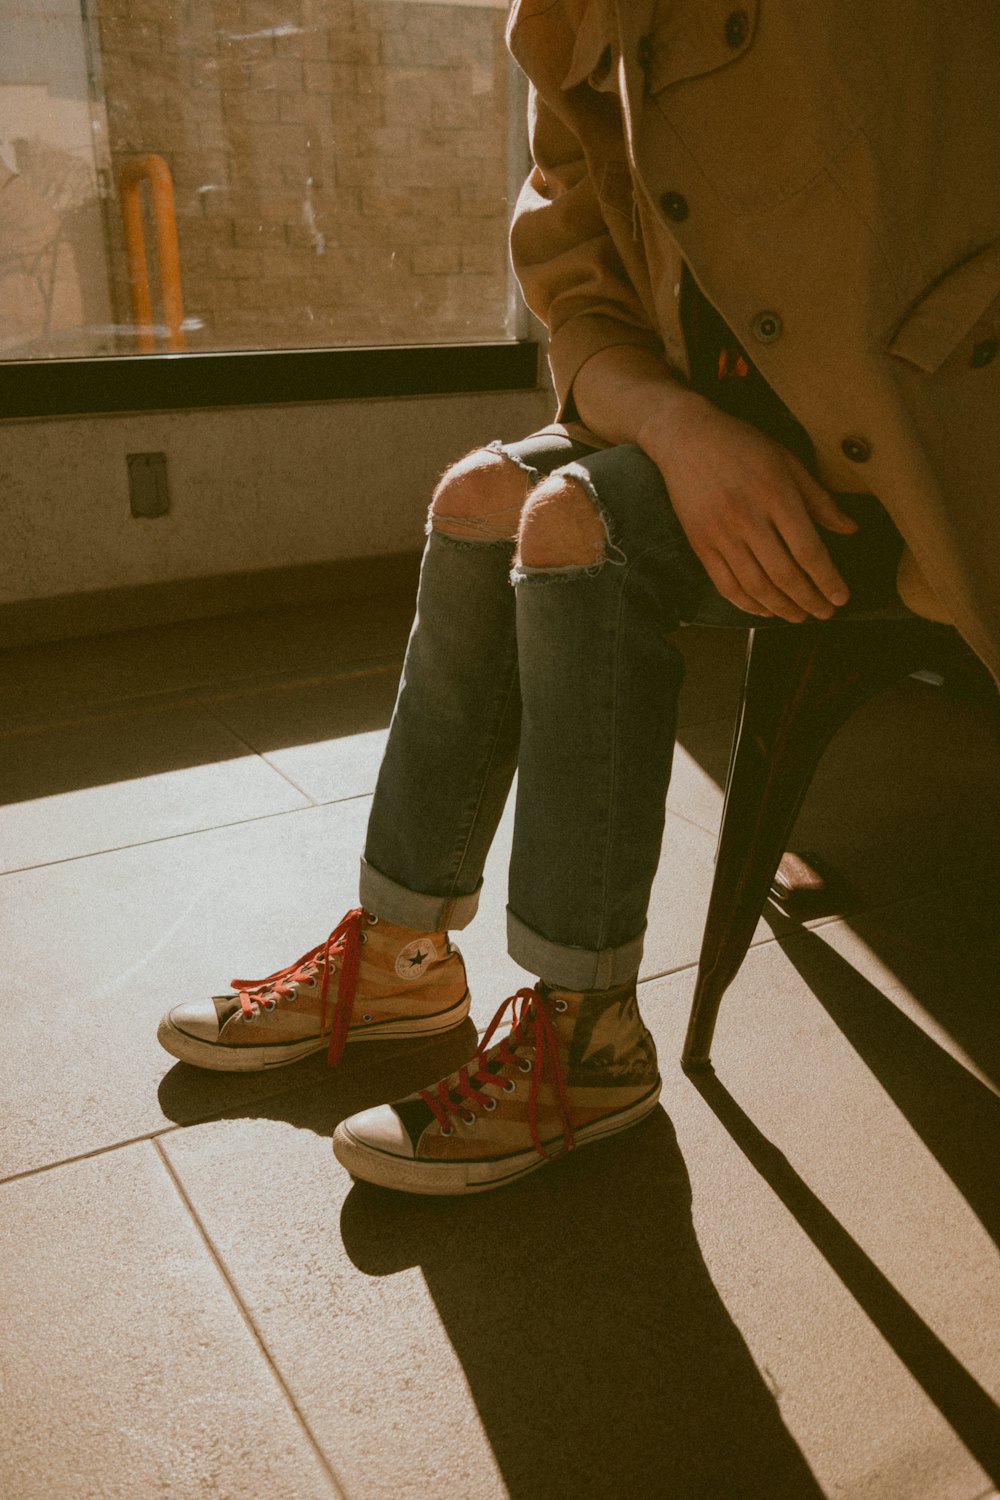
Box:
[511,460,627,585]
[424,439,528,549]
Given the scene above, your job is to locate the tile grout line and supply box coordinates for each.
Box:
[194,695,322,807]
[196,658,403,708]
[151,1136,351,1500]
[1,1029,488,1187]
[0,1124,187,1188]
[0,794,374,879]
[0,655,406,741]
[662,803,720,840]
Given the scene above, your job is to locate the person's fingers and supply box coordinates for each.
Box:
[767,473,853,606]
[792,461,859,535]
[700,549,777,618]
[716,544,811,622]
[730,551,812,622]
[766,509,851,609]
[739,524,838,618]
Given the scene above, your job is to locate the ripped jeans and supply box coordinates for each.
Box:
[360,430,907,990]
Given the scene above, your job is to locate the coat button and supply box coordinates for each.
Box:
[971,336,998,368]
[660,191,689,222]
[638,35,654,70]
[751,310,783,343]
[841,436,872,463]
[725,9,749,47]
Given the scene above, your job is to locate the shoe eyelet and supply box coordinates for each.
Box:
[554,998,568,1013]
[440,1125,455,1137]
[242,1011,257,1024]
[359,932,368,945]
[483,1098,498,1112]
[518,1058,532,1073]
[303,977,317,989]
[362,1013,373,1023]
[366,914,379,926]
[502,1079,517,1094]
[460,1111,476,1126]
[261,998,276,1011]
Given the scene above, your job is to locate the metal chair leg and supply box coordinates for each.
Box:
[681,619,957,1072]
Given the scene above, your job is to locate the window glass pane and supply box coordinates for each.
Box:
[1,0,520,358]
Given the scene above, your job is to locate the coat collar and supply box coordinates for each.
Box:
[560,0,615,89]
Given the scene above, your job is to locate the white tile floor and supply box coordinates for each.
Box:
[1,596,998,1500]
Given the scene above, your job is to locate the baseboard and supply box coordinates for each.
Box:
[0,551,423,650]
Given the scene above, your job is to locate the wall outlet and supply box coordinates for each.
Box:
[127,452,170,518]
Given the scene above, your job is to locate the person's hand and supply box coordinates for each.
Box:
[639,392,859,622]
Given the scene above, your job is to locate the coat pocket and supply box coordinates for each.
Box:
[557,0,617,92]
[644,0,886,215]
[888,241,1000,374]
[643,0,759,93]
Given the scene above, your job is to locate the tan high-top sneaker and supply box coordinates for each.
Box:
[157,908,469,1071]
[332,981,661,1194]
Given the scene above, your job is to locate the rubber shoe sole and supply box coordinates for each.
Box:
[157,989,471,1072]
[332,1079,661,1195]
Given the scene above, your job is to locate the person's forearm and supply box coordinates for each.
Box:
[571,344,711,459]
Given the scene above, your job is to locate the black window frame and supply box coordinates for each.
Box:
[0,341,540,421]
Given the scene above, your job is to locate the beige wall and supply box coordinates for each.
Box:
[0,385,552,607]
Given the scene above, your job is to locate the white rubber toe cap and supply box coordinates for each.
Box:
[165,999,223,1043]
[341,1105,416,1161]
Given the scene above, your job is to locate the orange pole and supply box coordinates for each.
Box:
[119,154,186,353]
[120,163,155,353]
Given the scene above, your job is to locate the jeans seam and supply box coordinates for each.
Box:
[598,539,688,953]
[441,628,520,902]
[597,562,628,955]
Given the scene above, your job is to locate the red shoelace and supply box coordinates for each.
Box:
[230,906,367,1066]
[419,986,575,1161]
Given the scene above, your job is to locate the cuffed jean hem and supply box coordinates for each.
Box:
[358,857,482,932]
[506,907,645,991]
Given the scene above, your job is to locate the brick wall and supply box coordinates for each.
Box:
[95,0,514,352]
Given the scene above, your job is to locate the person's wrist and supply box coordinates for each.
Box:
[635,386,712,469]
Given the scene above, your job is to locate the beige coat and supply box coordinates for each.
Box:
[507,0,1000,682]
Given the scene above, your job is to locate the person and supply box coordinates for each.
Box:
[158,0,1000,1195]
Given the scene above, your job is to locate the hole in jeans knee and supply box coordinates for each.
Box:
[429,449,530,543]
[515,476,606,569]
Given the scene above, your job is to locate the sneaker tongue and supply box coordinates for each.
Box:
[392,1098,436,1151]
[214,994,243,1027]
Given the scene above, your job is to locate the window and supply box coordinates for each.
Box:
[0,0,525,361]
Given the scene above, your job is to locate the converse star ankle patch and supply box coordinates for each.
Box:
[395,939,438,980]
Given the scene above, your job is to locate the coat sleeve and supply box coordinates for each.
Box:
[509,84,665,416]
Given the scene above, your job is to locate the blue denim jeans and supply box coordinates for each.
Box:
[360,432,909,989]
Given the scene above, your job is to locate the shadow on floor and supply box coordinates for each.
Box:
[690,900,1000,1488]
[693,1071,1000,1487]
[161,1032,825,1496]
[156,1020,483,1131]
[339,1108,827,1500]
[781,920,1000,1241]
